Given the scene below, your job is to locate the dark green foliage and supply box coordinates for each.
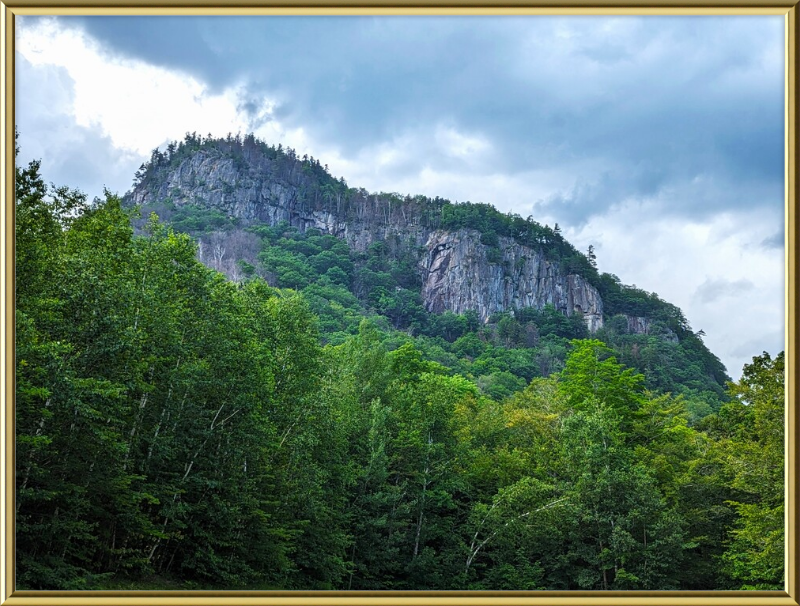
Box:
[17,144,780,591]
[595,316,728,405]
[596,273,690,333]
[516,304,590,340]
[16,164,351,589]
[170,203,237,233]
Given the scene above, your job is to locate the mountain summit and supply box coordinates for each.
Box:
[130,135,661,330]
[125,132,728,397]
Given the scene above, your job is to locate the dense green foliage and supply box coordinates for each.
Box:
[16,148,784,590]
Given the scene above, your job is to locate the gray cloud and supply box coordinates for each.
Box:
[15,50,141,197]
[41,15,783,227]
[694,277,756,304]
[761,231,785,249]
[730,329,785,361]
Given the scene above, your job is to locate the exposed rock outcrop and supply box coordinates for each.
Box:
[624,315,679,343]
[421,230,603,329]
[128,149,430,253]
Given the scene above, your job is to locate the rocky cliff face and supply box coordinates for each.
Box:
[623,315,678,343]
[128,144,605,330]
[129,149,430,252]
[421,230,603,329]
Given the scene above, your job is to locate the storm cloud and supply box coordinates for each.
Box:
[695,277,756,304]
[50,15,784,223]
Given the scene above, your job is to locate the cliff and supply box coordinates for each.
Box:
[422,230,603,328]
[128,145,428,252]
[125,136,624,333]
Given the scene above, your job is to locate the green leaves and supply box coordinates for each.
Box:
[718,352,785,589]
[15,146,781,590]
[559,339,646,416]
[14,179,349,589]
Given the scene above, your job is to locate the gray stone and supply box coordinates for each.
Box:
[420,229,603,329]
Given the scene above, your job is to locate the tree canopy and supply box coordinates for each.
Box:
[15,143,783,591]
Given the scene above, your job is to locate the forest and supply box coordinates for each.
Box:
[15,140,785,591]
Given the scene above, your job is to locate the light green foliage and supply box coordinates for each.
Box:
[720,352,785,589]
[559,340,645,416]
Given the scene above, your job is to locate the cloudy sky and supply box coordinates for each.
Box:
[16,15,785,379]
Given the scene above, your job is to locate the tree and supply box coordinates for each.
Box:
[587,245,597,269]
[559,340,645,419]
[550,401,687,590]
[720,352,785,589]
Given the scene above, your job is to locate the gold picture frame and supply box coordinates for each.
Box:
[2,4,797,605]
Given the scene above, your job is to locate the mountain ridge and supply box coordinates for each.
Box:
[125,132,689,338]
[124,133,730,402]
